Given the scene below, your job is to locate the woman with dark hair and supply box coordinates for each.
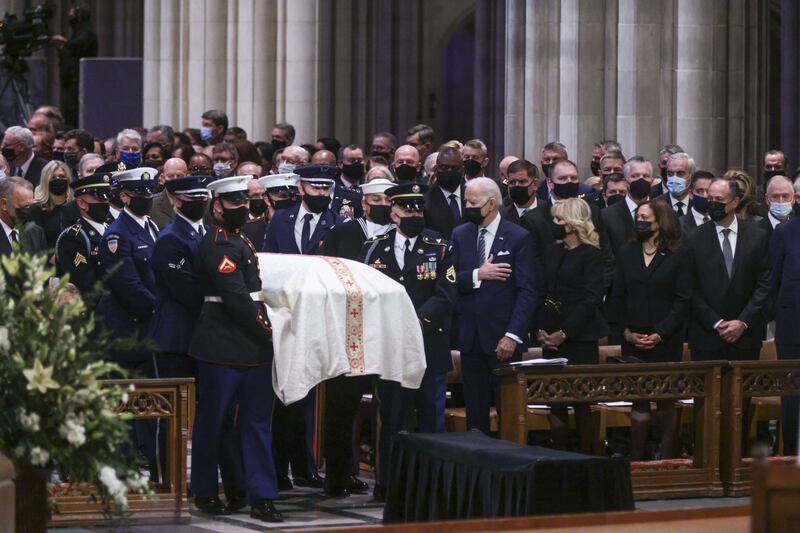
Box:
[232,139,263,166]
[173,143,196,166]
[143,141,171,168]
[610,200,691,460]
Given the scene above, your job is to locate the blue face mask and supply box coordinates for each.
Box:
[200,126,213,143]
[666,175,687,197]
[119,150,142,168]
[769,202,793,220]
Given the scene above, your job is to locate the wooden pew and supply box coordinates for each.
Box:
[48,378,194,527]
[496,361,725,499]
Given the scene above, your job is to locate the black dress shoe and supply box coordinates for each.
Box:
[324,484,351,498]
[195,496,231,515]
[347,476,369,494]
[277,474,293,491]
[293,473,325,488]
[373,485,387,503]
[226,495,248,513]
[250,499,284,523]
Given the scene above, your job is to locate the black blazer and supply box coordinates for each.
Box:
[540,243,608,350]
[521,200,615,291]
[0,222,47,257]
[500,202,523,226]
[688,218,771,355]
[757,214,792,244]
[424,183,465,239]
[29,201,81,250]
[609,243,692,362]
[241,216,268,252]
[602,197,635,257]
[321,217,370,260]
[23,156,49,189]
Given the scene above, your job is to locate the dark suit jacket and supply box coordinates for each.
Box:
[450,217,537,357]
[262,204,343,254]
[22,155,48,188]
[769,217,800,346]
[424,183,466,239]
[500,202,527,226]
[688,218,771,355]
[321,217,371,260]
[242,216,268,251]
[609,243,692,361]
[149,215,207,353]
[540,243,608,348]
[758,214,792,245]
[601,197,635,257]
[0,222,47,257]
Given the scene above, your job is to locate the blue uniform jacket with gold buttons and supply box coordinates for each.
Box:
[359,228,458,374]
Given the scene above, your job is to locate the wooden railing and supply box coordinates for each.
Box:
[49,378,194,526]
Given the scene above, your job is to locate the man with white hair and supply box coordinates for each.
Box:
[450,176,537,434]
[0,176,46,256]
[759,175,795,241]
[114,128,143,168]
[661,152,696,217]
[77,153,104,179]
[274,145,309,174]
[1,126,48,187]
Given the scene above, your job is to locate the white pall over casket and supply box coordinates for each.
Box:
[258,252,427,405]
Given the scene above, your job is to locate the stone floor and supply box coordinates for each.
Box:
[50,483,750,533]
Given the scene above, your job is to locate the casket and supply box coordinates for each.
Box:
[259,253,427,405]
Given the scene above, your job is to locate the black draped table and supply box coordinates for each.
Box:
[383,430,634,523]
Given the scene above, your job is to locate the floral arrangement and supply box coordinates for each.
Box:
[0,250,149,514]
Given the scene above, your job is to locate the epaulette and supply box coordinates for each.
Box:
[68,222,83,237]
[422,235,447,247]
[213,227,229,242]
[365,233,390,243]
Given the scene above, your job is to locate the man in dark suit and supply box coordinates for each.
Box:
[602,155,657,257]
[0,176,47,257]
[769,212,800,455]
[688,178,771,361]
[535,142,593,204]
[654,152,695,218]
[322,178,394,259]
[759,175,794,242]
[423,146,466,239]
[522,159,615,291]
[450,177,537,434]
[263,165,345,490]
[500,159,540,226]
[679,170,714,237]
[1,126,48,188]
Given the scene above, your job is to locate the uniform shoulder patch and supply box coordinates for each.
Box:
[106,235,119,254]
[218,255,237,274]
[69,223,83,236]
[366,233,390,243]
[74,252,87,267]
[446,265,456,283]
[422,235,447,246]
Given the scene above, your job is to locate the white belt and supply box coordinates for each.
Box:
[204,291,264,303]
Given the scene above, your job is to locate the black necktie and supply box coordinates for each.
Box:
[404,239,413,268]
[448,194,461,223]
[10,229,18,244]
[301,213,313,252]
[675,202,685,217]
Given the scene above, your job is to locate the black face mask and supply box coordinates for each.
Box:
[660,166,668,180]
[590,161,601,176]
[437,170,463,192]
[272,197,299,211]
[64,152,79,169]
[628,178,651,201]
[464,159,482,178]
[398,215,425,238]
[509,185,532,205]
[692,194,709,214]
[341,162,365,183]
[606,194,625,207]
[395,164,418,183]
[635,220,656,241]
[763,169,782,182]
[180,200,207,222]
[303,194,331,214]
[463,203,487,225]
[367,204,391,225]
[707,200,729,222]
[221,205,249,230]
[553,182,579,199]
[86,202,110,223]
[371,150,391,159]
[541,163,552,178]
[49,179,69,196]
[52,150,65,162]
[550,220,567,240]
[13,205,31,226]
[2,147,16,162]
[249,198,267,217]
[127,196,153,217]
[271,139,287,150]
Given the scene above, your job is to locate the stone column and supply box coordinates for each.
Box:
[779,0,800,169]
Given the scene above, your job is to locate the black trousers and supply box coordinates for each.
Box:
[777,344,800,456]
[323,374,374,489]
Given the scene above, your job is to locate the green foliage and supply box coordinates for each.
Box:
[0,250,149,514]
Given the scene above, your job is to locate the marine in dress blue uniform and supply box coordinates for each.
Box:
[262,165,344,490]
[54,170,113,297]
[189,175,282,522]
[359,182,458,500]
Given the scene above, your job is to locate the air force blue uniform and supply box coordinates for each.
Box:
[450,216,537,434]
[262,204,343,255]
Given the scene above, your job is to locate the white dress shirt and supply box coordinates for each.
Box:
[768,212,783,229]
[691,206,707,227]
[393,231,418,270]
[365,219,391,239]
[714,216,738,257]
[440,186,461,216]
[294,204,321,252]
[177,212,205,236]
[82,216,107,236]
[0,217,17,245]
[624,195,639,220]
[471,213,502,288]
[669,193,689,214]
[109,205,122,220]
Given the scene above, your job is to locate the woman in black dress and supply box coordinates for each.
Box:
[30,160,77,250]
[537,197,608,454]
[610,200,691,460]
